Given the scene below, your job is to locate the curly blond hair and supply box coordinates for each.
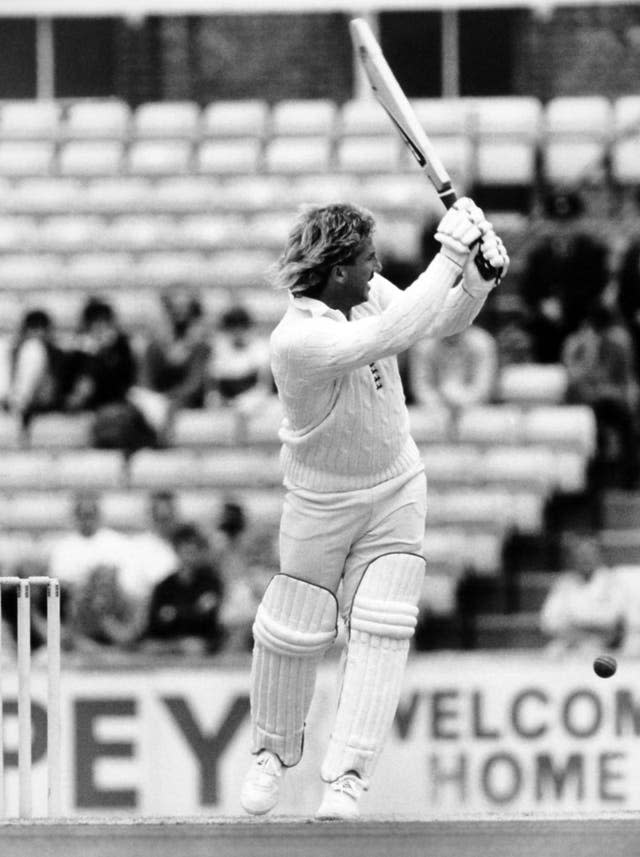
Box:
[270,203,375,294]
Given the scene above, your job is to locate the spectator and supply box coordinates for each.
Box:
[211,497,278,652]
[143,523,225,655]
[121,490,181,614]
[66,298,156,451]
[616,236,640,376]
[540,534,624,656]
[6,309,74,436]
[408,325,498,421]
[520,190,610,362]
[208,305,273,432]
[140,287,211,434]
[48,490,135,652]
[562,300,639,488]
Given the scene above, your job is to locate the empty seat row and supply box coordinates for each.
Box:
[0,95,635,142]
[0,442,587,493]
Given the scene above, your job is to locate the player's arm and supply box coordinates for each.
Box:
[426,201,509,339]
[275,205,483,381]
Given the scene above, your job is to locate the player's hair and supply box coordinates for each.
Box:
[271,203,375,294]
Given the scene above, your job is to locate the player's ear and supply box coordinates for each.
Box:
[332,264,347,283]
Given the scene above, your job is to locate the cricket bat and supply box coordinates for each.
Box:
[349,17,501,281]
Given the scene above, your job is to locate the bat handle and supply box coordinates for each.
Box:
[474,252,503,285]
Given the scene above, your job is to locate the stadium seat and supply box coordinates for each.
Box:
[132,101,200,139]
[0,101,60,139]
[0,217,38,252]
[263,136,331,173]
[456,406,523,445]
[544,96,612,140]
[543,140,607,185]
[175,213,245,251]
[416,135,473,188]
[245,212,293,249]
[0,452,62,489]
[338,99,397,137]
[0,254,64,289]
[129,449,281,489]
[127,141,192,176]
[135,251,211,287]
[152,177,220,213]
[172,409,236,447]
[23,290,82,329]
[38,215,104,252]
[0,533,46,567]
[0,412,19,448]
[498,363,568,405]
[53,450,124,489]
[112,292,165,329]
[196,139,262,174]
[206,249,275,289]
[58,141,124,177]
[474,140,537,185]
[553,450,588,493]
[213,175,289,212]
[408,407,451,443]
[244,398,284,445]
[411,97,472,137]
[480,446,556,491]
[3,178,82,215]
[0,492,69,531]
[520,405,597,457]
[29,414,92,448]
[287,174,361,206]
[65,252,136,289]
[63,100,131,140]
[270,99,338,137]
[420,444,479,485]
[611,138,640,187]
[0,142,55,177]
[201,100,270,138]
[356,174,429,213]
[335,136,401,173]
[468,96,542,139]
[427,489,511,528]
[613,95,640,140]
[83,178,154,215]
[100,215,175,252]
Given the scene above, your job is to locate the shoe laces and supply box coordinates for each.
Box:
[330,773,362,799]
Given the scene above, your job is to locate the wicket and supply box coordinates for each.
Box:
[0,576,61,818]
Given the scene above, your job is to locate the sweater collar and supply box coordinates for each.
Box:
[289,292,347,321]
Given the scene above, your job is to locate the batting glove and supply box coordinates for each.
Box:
[452,197,493,236]
[435,206,483,269]
[463,229,510,297]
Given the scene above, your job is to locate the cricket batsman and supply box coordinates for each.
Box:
[240,197,509,819]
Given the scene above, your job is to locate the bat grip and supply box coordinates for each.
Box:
[474,252,503,285]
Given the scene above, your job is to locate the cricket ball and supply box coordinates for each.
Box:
[593,655,617,678]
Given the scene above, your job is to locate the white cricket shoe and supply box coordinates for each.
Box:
[315,772,364,820]
[240,750,284,815]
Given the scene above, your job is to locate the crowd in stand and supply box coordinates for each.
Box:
[1,488,279,661]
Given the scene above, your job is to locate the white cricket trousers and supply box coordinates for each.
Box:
[279,464,427,618]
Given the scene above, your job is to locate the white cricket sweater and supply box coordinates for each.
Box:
[271,253,488,492]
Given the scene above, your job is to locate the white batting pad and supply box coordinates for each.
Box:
[250,574,338,766]
[321,552,425,785]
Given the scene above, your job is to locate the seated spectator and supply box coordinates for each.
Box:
[562,300,639,488]
[121,490,181,616]
[211,497,278,652]
[540,535,624,656]
[616,235,640,376]
[520,190,610,363]
[408,325,498,422]
[6,309,75,437]
[48,490,137,652]
[67,297,156,452]
[141,287,211,409]
[208,305,273,434]
[143,523,225,655]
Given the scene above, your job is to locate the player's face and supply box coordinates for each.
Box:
[342,237,381,306]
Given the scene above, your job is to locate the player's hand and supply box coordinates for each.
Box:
[463,227,510,297]
[434,204,483,269]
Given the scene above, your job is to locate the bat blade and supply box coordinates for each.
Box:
[349,17,457,208]
[349,16,502,283]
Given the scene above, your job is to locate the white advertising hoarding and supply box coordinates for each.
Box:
[2,653,637,817]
